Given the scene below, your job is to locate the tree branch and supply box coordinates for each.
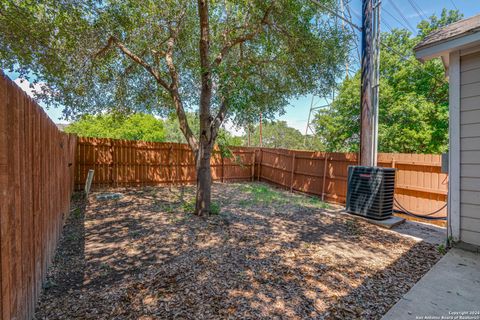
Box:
[96,35,198,151]
[96,36,172,92]
[210,98,228,142]
[164,28,199,151]
[211,3,274,68]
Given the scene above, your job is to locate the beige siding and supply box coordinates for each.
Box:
[460,50,480,246]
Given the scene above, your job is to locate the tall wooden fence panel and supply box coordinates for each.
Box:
[0,73,77,320]
[75,137,256,189]
[76,138,447,218]
[256,148,447,218]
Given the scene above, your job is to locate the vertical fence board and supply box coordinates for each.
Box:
[76,140,447,220]
[0,72,76,320]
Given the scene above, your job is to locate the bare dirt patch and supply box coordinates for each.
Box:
[34,182,442,319]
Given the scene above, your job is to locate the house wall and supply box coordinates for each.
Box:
[460,50,480,246]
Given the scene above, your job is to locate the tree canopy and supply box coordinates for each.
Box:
[0,0,350,214]
[313,9,461,154]
[244,120,305,150]
[0,0,349,131]
[64,113,166,142]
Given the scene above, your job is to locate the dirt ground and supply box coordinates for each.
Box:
[34,182,442,320]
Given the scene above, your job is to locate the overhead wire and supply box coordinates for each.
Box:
[407,0,426,21]
[382,7,414,33]
[387,0,416,33]
[449,0,458,10]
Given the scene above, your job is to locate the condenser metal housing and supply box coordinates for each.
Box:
[346,166,396,220]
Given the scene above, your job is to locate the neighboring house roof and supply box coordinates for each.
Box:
[415,15,480,51]
[414,14,480,67]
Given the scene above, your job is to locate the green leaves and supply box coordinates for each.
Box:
[0,0,349,127]
[313,10,460,154]
[64,113,166,142]
[246,120,305,149]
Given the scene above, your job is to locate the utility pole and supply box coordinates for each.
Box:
[360,0,381,166]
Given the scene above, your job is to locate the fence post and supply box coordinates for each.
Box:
[321,153,328,201]
[251,151,255,182]
[258,149,263,181]
[109,138,114,187]
[290,153,296,192]
[221,154,225,183]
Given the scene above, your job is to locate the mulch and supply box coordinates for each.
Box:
[34,182,442,319]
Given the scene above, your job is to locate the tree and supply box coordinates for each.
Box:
[0,0,349,215]
[313,9,460,154]
[65,113,166,142]
[245,120,305,150]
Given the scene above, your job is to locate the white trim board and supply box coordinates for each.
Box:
[449,50,461,242]
[416,32,480,65]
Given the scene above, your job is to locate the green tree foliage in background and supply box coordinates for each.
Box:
[163,112,242,147]
[65,113,166,142]
[0,0,349,215]
[314,9,461,153]
[245,121,305,150]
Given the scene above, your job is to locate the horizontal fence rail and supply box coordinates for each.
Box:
[77,137,447,219]
[0,72,77,320]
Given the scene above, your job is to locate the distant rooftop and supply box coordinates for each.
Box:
[415,14,480,51]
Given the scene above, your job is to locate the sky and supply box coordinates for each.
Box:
[4,0,480,134]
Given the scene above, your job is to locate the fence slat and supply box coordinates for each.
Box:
[0,72,76,320]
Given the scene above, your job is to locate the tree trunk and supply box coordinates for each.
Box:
[195,142,212,216]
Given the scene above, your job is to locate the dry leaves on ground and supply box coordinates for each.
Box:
[34,182,442,320]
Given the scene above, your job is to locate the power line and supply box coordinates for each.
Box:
[387,0,416,32]
[383,7,414,33]
[407,0,426,21]
[449,0,458,10]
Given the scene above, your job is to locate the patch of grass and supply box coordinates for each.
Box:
[240,184,287,204]
[241,183,329,209]
[182,199,221,215]
[299,196,330,209]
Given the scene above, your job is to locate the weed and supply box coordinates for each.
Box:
[437,244,447,255]
[210,202,221,215]
[72,208,82,219]
[182,200,195,213]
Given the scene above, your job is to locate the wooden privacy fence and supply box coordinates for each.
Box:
[257,148,448,218]
[75,137,256,188]
[0,73,77,320]
[77,137,447,218]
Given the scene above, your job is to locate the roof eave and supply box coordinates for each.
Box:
[415,31,480,68]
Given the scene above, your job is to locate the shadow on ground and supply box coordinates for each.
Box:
[34,182,442,319]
